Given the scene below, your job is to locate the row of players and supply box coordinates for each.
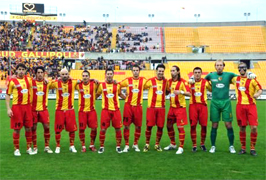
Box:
[5,60,262,156]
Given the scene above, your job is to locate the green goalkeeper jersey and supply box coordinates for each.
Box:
[205,72,237,100]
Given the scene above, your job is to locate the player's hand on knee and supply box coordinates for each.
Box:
[247,72,256,79]
[188,75,195,84]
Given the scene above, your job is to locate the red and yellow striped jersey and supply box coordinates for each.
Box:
[189,78,211,105]
[144,77,167,108]
[232,76,262,105]
[76,81,98,112]
[97,82,121,111]
[167,78,190,108]
[120,77,147,106]
[50,79,78,110]
[6,76,32,105]
[31,80,52,111]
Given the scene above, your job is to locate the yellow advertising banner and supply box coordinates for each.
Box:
[10,15,57,21]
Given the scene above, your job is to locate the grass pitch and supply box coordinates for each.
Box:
[0,100,265,180]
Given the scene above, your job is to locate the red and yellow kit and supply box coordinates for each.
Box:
[189,78,211,105]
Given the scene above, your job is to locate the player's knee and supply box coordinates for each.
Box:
[157,127,163,132]
[25,127,31,132]
[147,126,152,131]
[251,126,257,133]
[124,126,130,130]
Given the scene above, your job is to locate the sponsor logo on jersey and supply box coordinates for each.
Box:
[21,89,28,93]
[36,91,44,96]
[128,84,133,87]
[211,79,218,82]
[62,93,70,97]
[83,94,91,98]
[216,83,225,88]
[132,89,140,93]
[238,87,246,91]
[156,90,163,95]
[106,93,114,98]
[194,92,202,97]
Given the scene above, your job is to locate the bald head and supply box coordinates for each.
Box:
[60,68,69,82]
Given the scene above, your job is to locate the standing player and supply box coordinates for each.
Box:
[120,65,147,152]
[231,62,262,156]
[164,66,191,154]
[143,64,168,152]
[76,70,99,152]
[31,66,53,154]
[189,67,211,152]
[50,68,78,154]
[5,63,34,156]
[96,68,126,154]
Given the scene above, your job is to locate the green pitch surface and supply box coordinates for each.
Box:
[0,100,265,180]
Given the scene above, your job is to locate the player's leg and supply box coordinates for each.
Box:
[31,111,38,153]
[223,100,235,153]
[13,129,21,156]
[24,105,34,155]
[175,107,188,154]
[239,126,247,154]
[164,108,177,151]
[154,108,165,152]
[98,109,111,154]
[66,109,78,153]
[78,111,87,152]
[199,104,208,151]
[144,108,156,152]
[189,104,198,152]
[42,123,53,153]
[122,103,132,152]
[54,110,64,153]
[248,104,259,156]
[112,110,123,153]
[132,105,143,152]
[209,100,221,153]
[236,104,247,154]
[88,110,98,152]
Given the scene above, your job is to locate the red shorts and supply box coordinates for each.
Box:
[123,103,143,127]
[11,104,33,130]
[55,109,77,133]
[101,109,122,129]
[32,109,50,124]
[236,104,258,126]
[146,108,165,128]
[78,110,98,129]
[189,104,208,126]
[167,107,188,126]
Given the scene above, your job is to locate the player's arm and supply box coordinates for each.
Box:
[206,81,212,92]
[254,89,263,99]
[119,78,128,88]
[49,80,57,89]
[165,80,170,95]
[204,73,211,80]
[5,81,13,118]
[253,80,263,99]
[118,84,126,100]
[95,83,102,99]
[173,81,191,97]
[143,79,152,90]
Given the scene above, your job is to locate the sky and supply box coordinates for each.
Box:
[1,0,266,23]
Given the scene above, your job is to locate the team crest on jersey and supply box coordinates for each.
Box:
[135,85,138,88]
[218,77,222,81]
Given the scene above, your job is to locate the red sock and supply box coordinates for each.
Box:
[134,128,141,145]
[44,128,50,147]
[90,129,97,146]
[32,130,37,148]
[167,127,176,146]
[190,126,197,147]
[99,131,106,147]
[25,131,32,149]
[123,128,130,146]
[155,128,163,145]
[55,133,61,147]
[145,127,152,145]
[200,126,207,146]
[116,130,122,147]
[250,132,257,150]
[178,127,185,148]
[69,132,75,146]
[13,132,20,150]
[79,130,85,146]
[239,131,246,150]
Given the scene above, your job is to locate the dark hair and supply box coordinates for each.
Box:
[193,67,202,72]
[35,66,45,74]
[156,64,165,70]
[172,65,181,81]
[132,64,140,70]
[105,68,114,74]
[16,63,27,70]
[82,70,90,76]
